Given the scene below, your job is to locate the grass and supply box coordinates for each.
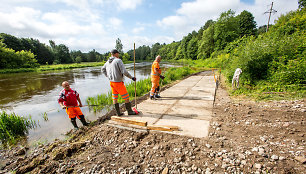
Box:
[0,111,37,146]
[87,67,199,111]
[0,62,105,74]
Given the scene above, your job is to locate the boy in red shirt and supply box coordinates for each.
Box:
[58,81,88,129]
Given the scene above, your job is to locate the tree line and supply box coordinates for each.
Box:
[0,34,111,69]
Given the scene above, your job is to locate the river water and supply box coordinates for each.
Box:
[0,62,172,145]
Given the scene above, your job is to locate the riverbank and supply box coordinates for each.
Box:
[0,72,305,173]
[0,62,105,74]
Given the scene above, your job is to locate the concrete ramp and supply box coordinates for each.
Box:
[109,73,216,138]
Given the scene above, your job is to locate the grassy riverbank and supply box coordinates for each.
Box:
[0,111,37,147]
[0,62,105,74]
[87,67,199,111]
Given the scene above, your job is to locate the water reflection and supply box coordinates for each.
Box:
[0,62,172,144]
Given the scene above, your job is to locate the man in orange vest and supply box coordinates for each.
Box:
[150,55,164,99]
[101,49,137,115]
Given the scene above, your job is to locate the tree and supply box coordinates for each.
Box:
[197,25,215,59]
[0,33,23,51]
[214,10,239,51]
[151,43,162,59]
[115,38,123,54]
[187,36,198,60]
[237,10,257,37]
[88,49,97,62]
[299,0,305,8]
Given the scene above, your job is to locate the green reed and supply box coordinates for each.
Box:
[0,111,37,145]
[87,67,197,111]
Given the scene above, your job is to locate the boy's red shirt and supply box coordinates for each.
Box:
[58,88,79,106]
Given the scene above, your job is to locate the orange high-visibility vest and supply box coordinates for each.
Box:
[151,61,161,76]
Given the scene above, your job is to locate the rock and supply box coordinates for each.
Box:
[153,145,159,150]
[279,156,285,161]
[162,167,168,174]
[206,144,212,149]
[271,155,278,161]
[295,156,306,164]
[258,148,265,155]
[252,147,259,152]
[254,163,262,169]
[238,153,246,160]
[15,148,26,156]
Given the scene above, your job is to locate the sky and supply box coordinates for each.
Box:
[0,0,299,53]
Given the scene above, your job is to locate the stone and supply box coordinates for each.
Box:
[271,155,278,161]
[206,144,212,149]
[295,156,306,164]
[254,163,262,169]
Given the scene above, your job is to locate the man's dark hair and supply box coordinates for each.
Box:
[111,49,119,54]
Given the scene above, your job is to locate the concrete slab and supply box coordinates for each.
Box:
[111,74,216,138]
[154,115,210,138]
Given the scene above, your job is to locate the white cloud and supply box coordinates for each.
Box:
[115,0,143,10]
[108,17,122,29]
[132,27,145,34]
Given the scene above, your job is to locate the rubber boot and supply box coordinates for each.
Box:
[125,102,136,115]
[71,118,79,130]
[79,115,89,126]
[155,86,161,98]
[115,103,123,116]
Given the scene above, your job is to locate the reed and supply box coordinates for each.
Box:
[87,67,197,111]
[0,111,37,145]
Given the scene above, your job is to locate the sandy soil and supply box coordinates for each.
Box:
[0,75,305,174]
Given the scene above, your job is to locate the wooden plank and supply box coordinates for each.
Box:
[111,116,147,127]
[164,125,180,131]
[147,125,179,131]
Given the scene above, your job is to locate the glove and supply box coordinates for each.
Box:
[160,75,165,80]
[132,77,136,81]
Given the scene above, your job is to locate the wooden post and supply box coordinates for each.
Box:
[134,43,137,109]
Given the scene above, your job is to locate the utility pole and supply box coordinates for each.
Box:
[264,2,277,32]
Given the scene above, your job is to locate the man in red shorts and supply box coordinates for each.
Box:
[58,81,89,129]
[101,49,137,116]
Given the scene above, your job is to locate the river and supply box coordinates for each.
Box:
[0,62,172,145]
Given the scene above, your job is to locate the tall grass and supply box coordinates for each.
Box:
[87,67,198,111]
[0,111,37,145]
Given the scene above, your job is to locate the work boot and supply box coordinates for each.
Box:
[155,94,161,98]
[71,118,79,129]
[79,115,89,126]
[150,95,155,100]
[125,102,136,115]
[114,103,123,116]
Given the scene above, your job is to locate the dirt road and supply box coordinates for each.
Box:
[0,73,305,174]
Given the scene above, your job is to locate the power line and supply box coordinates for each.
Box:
[264,2,277,32]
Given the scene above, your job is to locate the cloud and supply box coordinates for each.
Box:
[115,0,143,10]
[132,27,145,34]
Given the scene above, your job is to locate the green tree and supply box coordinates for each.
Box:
[151,43,162,59]
[214,10,239,51]
[237,10,257,37]
[0,33,23,51]
[187,36,198,60]
[115,38,123,53]
[299,0,305,8]
[88,49,97,62]
[197,25,215,59]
